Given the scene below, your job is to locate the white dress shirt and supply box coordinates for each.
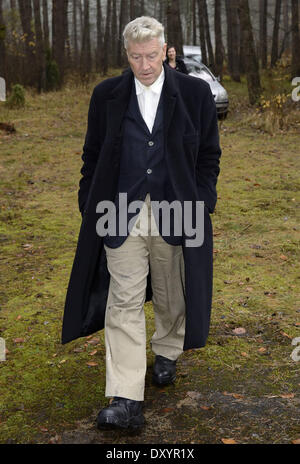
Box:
[134,67,165,133]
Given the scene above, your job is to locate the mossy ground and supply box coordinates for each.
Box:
[0,68,299,444]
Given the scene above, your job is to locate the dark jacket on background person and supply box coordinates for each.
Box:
[165,57,189,74]
[61,61,222,350]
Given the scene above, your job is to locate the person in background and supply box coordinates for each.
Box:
[165,45,189,74]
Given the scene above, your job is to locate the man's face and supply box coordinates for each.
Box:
[126,38,167,86]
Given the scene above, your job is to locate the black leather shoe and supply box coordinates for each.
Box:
[96,397,145,430]
[152,355,177,386]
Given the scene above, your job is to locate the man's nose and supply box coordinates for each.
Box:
[141,57,151,70]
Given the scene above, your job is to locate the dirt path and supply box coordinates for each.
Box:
[50,354,300,444]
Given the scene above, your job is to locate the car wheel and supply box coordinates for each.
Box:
[218,111,228,120]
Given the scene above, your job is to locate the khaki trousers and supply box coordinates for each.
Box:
[104,194,186,401]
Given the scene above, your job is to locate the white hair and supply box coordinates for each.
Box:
[123,16,165,50]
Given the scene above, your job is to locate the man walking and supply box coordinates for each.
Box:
[61,16,222,430]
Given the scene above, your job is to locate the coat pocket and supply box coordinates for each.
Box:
[182,133,199,164]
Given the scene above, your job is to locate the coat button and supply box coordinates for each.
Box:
[147,169,152,175]
[148,141,154,147]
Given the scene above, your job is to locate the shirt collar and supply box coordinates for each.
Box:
[135,67,165,96]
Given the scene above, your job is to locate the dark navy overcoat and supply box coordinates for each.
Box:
[61,62,222,350]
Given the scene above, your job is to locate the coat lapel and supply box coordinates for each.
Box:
[162,62,179,139]
[106,69,133,139]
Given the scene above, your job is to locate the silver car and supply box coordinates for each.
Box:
[183,58,229,120]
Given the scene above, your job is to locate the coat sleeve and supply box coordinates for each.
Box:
[195,85,222,214]
[78,88,102,217]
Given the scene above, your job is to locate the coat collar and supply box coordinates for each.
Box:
[106,61,179,139]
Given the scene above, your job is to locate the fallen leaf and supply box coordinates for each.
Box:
[223,392,244,399]
[292,438,300,444]
[221,438,237,444]
[241,352,249,357]
[161,407,174,413]
[281,331,292,339]
[13,338,25,343]
[59,359,66,364]
[280,393,294,399]
[89,350,97,356]
[86,337,100,345]
[86,361,98,366]
[16,315,22,320]
[258,347,267,353]
[279,254,288,260]
[39,427,49,433]
[200,405,211,410]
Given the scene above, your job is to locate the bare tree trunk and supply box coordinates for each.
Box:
[102,0,112,75]
[73,0,79,68]
[238,0,261,104]
[118,0,128,67]
[10,0,17,32]
[185,0,192,46]
[259,0,268,68]
[166,0,183,54]
[193,0,197,45]
[111,0,118,67]
[291,0,300,77]
[158,0,164,23]
[52,0,68,86]
[0,0,6,78]
[80,0,92,77]
[130,0,135,20]
[18,0,37,86]
[96,0,102,72]
[271,0,282,67]
[198,0,207,64]
[203,0,215,70]
[78,0,83,39]
[33,0,46,91]
[214,0,224,80]
[64,0,71,71]
[43,0,50,51]
[225,0,240,81]
[283,0,290,51]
